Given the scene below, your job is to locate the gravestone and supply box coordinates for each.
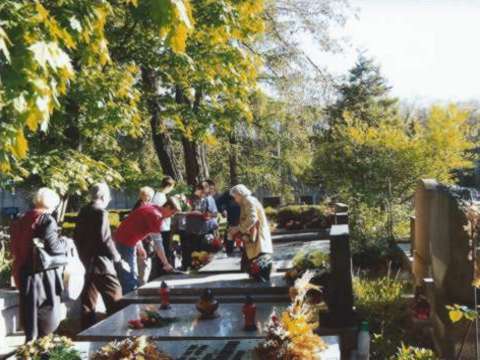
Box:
[299,195,314,205]
[262,197,281,208]
[429,184,473,304]
[73,337,341,359]
[413,179,436,287]
[414,182,480,358]
[199,240,329,274]
[137,272,289,296]
[76,303,286,341]
[324,224,354,328]
[423,184,477,358]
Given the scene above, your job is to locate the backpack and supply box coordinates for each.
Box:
[60,236,85,301]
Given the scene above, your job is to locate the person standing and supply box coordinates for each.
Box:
[203,180,219,237]
[215,190,241,255]
[151,177,176,276]
[115,199,180,294]
[74,183,129,329]
[228,184,273,282]
[132,186,155,286]
[11,188,67,341]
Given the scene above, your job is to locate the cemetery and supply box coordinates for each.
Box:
[1,1,480,359]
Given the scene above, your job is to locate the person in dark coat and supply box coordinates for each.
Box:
[215,190,241,255]
[74,183,129,329]
[11,188,66,341]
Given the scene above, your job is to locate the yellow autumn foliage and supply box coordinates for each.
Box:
[13,130,28,158]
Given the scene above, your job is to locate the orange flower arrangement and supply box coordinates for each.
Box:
[256,271,327,359]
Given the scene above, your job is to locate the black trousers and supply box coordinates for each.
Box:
[161,231,174,266]
[180,232,204,269]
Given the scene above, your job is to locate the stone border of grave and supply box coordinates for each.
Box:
[0,289,21,339]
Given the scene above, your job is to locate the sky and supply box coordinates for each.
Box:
[308,0,480,103]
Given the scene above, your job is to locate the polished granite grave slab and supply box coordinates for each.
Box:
[122,292,290,305]
[72,336,341,359]
[199,239,330,274]
[137,272,288,296]
[77,303,287,341]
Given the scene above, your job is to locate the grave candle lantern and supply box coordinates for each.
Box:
[160,281,170,310]
[196,288,219,319]
[243,295,257,331]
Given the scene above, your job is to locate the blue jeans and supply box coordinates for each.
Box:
[116,243,138,295]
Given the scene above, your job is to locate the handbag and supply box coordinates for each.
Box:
[32,237,69,272]
[31,214,68,272]
[61,237,85,301]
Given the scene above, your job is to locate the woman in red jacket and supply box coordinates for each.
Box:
[11,188,67,341]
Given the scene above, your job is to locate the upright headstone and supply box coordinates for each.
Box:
[413,179,437,287]
[422,183,476,358]
[325,224,354,327]
[429,185,473,304]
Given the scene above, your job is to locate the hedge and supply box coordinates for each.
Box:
[276,205,333,230]
[62,210,126,237]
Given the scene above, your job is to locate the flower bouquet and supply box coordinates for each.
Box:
[256,271,328,360]
[15,334,81,360]
[191,250,211,269]
[248,253,273,282]
[128,307,177,329]
[91,336,172,360]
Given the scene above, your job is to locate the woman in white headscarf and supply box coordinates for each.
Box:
[228,184,273,282]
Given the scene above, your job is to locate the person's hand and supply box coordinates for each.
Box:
[137,246,147,260]
[229,226,239,238]
[115,259,131,273]
[162,262,174,272]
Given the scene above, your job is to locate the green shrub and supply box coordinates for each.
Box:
[108,212,121,228]
[390,344,437,360]
[354,275,409,359]
[292,250,329,270]
[62,210,123,237]
[349,203,409,268]
[264,207,278,222]
[276,205,332,229]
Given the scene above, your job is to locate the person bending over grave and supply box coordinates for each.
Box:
[132,186,155,286]
[150,176,176,278]
[228,184,273,282]
[115,198,181,294]
[11,187,67,341]
[74,183,130,330]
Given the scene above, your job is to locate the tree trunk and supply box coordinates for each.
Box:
[181,138,209,185]
[228,134,239,186]
[141,67,184,182]
[56,195,69,224]
[176,86,209,185]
